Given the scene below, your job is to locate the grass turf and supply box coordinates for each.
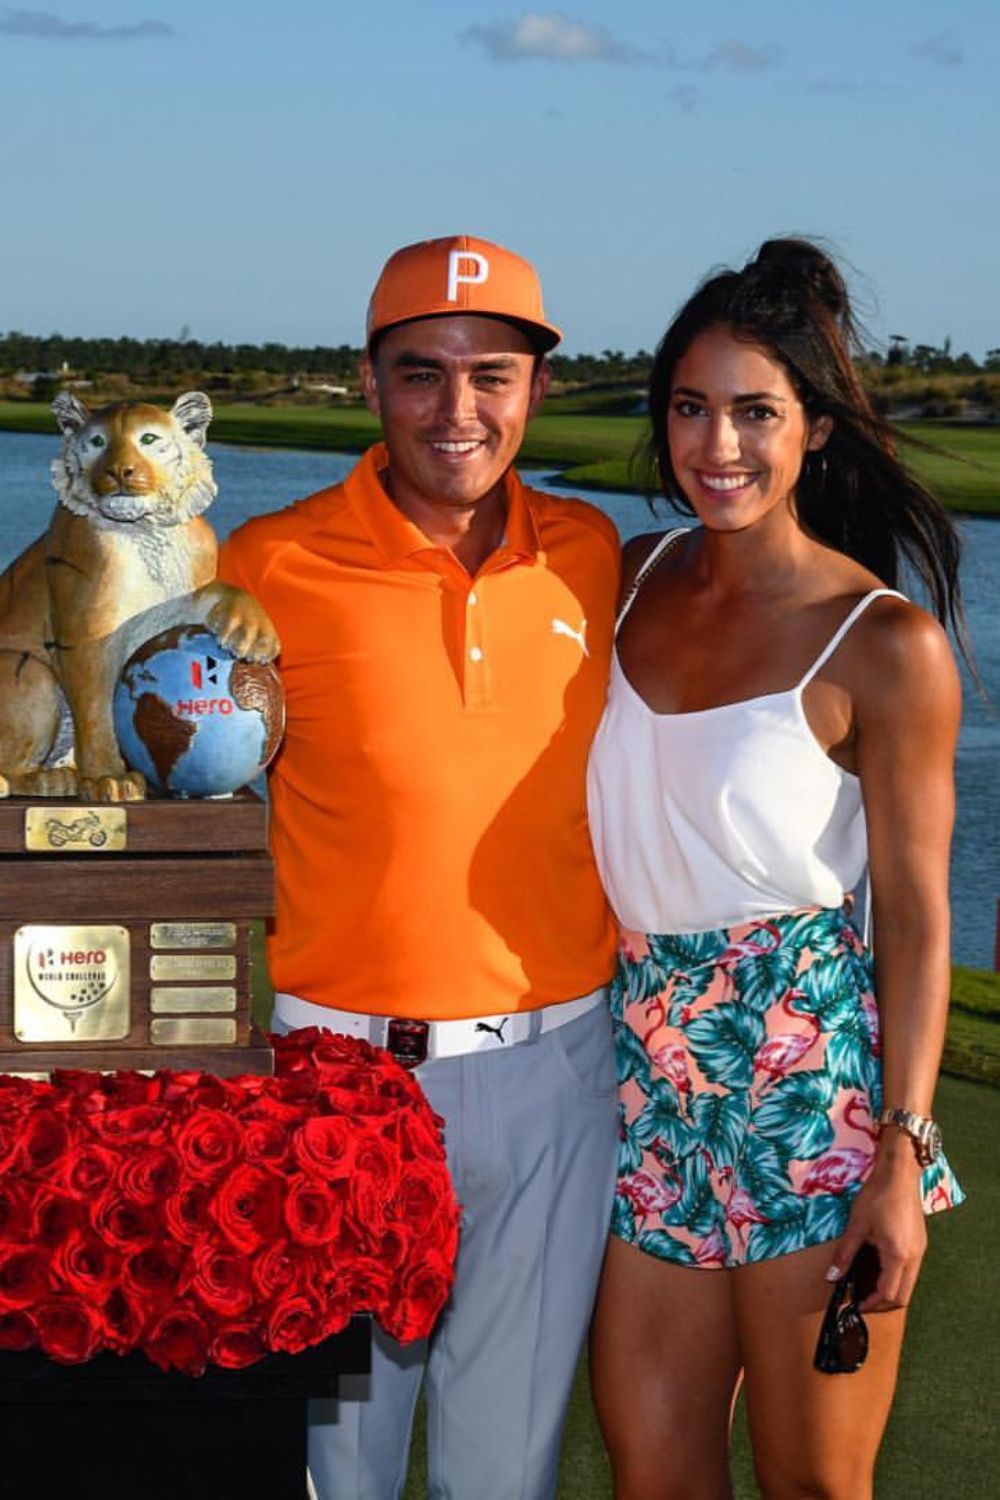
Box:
[402,1072,998,1497]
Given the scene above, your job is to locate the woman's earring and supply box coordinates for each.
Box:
[808,451,829,490]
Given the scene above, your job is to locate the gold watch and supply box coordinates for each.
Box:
[877,1107,942,1168]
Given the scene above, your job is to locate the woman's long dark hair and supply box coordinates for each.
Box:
[638,238,968,649]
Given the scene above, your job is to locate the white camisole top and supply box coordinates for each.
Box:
[586,530,903,935]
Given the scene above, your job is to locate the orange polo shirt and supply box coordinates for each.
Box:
[218,444,618,1019]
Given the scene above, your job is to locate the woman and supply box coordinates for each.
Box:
[587,239,965,1499]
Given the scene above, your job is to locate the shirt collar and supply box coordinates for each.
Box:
[345,444,541,569]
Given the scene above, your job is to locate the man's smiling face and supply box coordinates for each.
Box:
[360,315,548,519]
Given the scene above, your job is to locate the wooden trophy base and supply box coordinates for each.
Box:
[0,792,275,1077]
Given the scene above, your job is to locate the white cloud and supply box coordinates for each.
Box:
[702,39,781,73]
[0,9,172,39]
[909,31,963,66]
[462,12,641,65]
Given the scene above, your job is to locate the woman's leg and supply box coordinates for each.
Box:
[590,1236,743,1500]
[733,1241,907,1499]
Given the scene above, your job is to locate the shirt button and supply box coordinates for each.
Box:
[468,590,478,605]
[469,646,484,663]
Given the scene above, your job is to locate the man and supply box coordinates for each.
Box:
[219,235,620,1499]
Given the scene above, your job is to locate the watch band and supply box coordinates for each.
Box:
[877,1107,942,1168]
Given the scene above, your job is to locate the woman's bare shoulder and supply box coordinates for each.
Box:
[846,594,960,708]
[620,527,689,602]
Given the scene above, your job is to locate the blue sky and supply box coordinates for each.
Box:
[1,2,996,357]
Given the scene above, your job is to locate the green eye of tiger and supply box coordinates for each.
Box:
[140,433,158,446]
[89,434,106,448]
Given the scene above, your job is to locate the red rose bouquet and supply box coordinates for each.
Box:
[0,1030,459,1374]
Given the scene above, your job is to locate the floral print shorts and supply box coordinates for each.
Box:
[610,906,963,1268]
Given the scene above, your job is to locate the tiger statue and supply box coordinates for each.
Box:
[0,391,279,801]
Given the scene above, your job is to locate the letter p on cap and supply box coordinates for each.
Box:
[447,249,489,302]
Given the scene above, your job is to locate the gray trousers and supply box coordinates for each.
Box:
[303,1003,619,1500]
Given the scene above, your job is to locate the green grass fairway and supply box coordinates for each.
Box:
[2,400,998,514]
[402,1072,997,1498]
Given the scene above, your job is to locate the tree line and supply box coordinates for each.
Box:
[2,331,997,389]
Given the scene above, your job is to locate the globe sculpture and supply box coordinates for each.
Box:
[113,625,285,797]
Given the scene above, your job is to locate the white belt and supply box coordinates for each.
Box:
[273,987,608,1064]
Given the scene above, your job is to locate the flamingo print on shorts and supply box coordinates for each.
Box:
[610,906,964,1267]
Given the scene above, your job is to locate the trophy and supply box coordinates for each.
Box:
[0,393,282,1076]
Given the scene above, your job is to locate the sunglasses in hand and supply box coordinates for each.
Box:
[813,1243,881,1375]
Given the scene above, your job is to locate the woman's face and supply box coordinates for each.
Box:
[666,324,831,533]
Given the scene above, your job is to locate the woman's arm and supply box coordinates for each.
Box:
[828,599,961,1311]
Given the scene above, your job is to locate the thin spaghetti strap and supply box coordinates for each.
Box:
[615,528,688,633]
[797,588,907,689]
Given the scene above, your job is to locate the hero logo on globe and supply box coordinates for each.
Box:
[174,698,235,717]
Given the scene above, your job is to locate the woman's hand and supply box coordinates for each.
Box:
[826,1136,927,1312]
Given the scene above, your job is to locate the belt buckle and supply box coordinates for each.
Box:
[386,1018,430,1069]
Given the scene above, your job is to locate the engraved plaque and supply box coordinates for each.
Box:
[0,791,274,1078]
[149,953,237,982]
[14,925,130,1042]
[150,922,237,950]
[150,986,237,1014]
[25,806,127,853]
[151,1017,238,1046]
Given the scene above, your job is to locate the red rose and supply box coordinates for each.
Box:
[349,1136,402,1239]
[394,1164,453,1239]
[175,1109,245,1181]
[90,1192,155,1252]
[164,1182,213,1246]
[0,1075,46,1110]
[145,1308,210,1376]
[90,1105,170,1147]
[309,1061,371,1094]
[61,1142,120,1199]
[266,1293,323,1355]
[250,1241,312,1302]
[0,1178,31,1242]
[0,1120,21,1175]
[35,1296,103,1364]
[122,1245,183,1308]
[0,1309,37,1351]
[209,1322,266,1370]
[190,1243,254,1316]
[244,1118,292,1167]
[117,1148,179,1206]
[17,1108,71,1175]
[271,1027,323,1073]
[211,1165,284,1252]
[243,1096,309,1133]
[284,1177,343,1246]
[400,1108,448,1163]
[96,1071,160,1108]
[369,1227,409,1271]
[49,1069,110,1111]
[54,1232,122,1299]
[100,1286,145,1354]
[292,1116,356,1180]
[319,1260,392,1330]
[322,1086,395,1119]
[30,1184,83,1246]
[382,1252,455,1343]
[0,1247,51,1310]
[379,1072,428,1107]
[159,1071,230,1110]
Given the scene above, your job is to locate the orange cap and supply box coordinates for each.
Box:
[366,234,562,353]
